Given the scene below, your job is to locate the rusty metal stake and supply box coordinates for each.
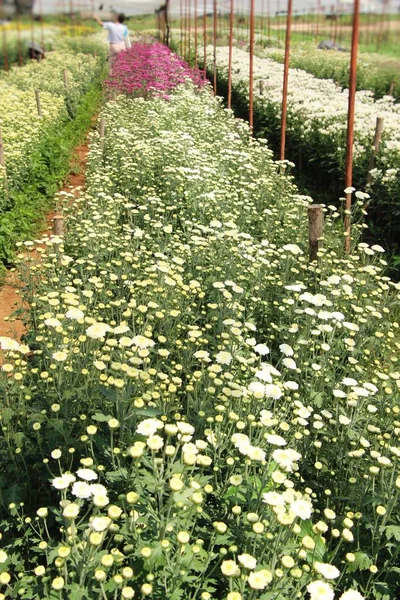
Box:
[308,204,324,262]
[194,0,198,69]
[203,0,207,76]
[249,0,255,130]
[344,0,360,253]
[280,0,293,160]
[213,0,217,95]
[228,0,234,108]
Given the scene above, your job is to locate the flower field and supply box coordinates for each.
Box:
[199,46,400,257]
[0,45,105,271]
[0,43,400,600]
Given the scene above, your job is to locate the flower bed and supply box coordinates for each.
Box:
[106,42,205,98]
[0,67,399,599]
[200,46,400,257]
[0,47,105,271]
[260,42,400,102]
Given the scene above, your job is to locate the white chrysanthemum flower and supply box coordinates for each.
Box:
[314,562,341,579]
[266,434,287,446]
[0,337,20,351]
[282,244,303,255]
[52,474,76,490]
[72,481,92,499]
[282,358,296,370]
[264,384,282,399]
[272,449,302,472]
[263,491,285,506]
[238,554,257,569]
[90,516,112,532]
[247,446,266,461]
[339,590,365,600]
[90,484,108,496]
[136,418,164,437]
[146,435,164,451]
[254,343,270,355]
[248,381,266,397]
[307,580,334,600]
[44,318,62,328]
[113,324,130,334]
[132,335,155,349]
[86,323,111,339]
[290,499,313,520]
[65,308,85,320]
[279,344,294,356]
[248,569,272,589]
[215,351,232,365]
[76,468,98,481]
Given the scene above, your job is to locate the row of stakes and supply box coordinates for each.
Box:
[2,108,343,263]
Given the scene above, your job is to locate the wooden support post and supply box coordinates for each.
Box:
[99,117,105,139]
[99,117,105,151]
[259,80,264,95]
[366,117,384,186]
[63,69,69,88]
[389,79,395,96]
[35,90,42,117]
[308,204,324,262]
[53,215,65,236]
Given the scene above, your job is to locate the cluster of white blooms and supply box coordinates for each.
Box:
[201,45,400,195]
[1,77,398,599]
[0,50,101,195]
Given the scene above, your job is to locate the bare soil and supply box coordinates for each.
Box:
[0,141,89,355]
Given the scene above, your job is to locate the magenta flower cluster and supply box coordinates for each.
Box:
[106,43,206,98]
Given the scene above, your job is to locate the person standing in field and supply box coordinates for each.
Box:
[94,13,131,70]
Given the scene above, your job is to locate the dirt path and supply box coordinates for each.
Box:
[0,142,89,347]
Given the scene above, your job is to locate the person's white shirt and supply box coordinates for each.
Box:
[103,22,128,44]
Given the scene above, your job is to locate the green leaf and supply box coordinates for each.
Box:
[68,583,88,600]
[345,552,372,573]
[92,412,114,422]
[383,525,400,542]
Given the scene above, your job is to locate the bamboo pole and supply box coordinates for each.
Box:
[227,0,234,108]
[366,117,384,186]
[308,205,324,262]
[280,0,293,160]
[344,0,360,253]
